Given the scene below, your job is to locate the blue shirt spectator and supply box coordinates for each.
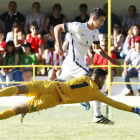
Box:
[99,3,119,34]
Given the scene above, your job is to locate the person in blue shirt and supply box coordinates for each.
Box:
[99,3,119,35]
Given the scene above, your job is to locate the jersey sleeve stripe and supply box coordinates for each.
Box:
[64,23,69,33]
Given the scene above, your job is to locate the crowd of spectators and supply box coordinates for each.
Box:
[0,1,140,96]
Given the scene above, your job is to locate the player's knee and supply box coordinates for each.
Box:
[16,84,29,94]
[12,102,29,115]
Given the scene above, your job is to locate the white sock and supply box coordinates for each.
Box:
[93,101,102,117]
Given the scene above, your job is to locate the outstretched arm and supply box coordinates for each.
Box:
[94,91,137,114]
[92,43,120,66]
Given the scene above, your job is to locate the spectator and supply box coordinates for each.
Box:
[0,31,6,65]
[44,4,68,33]
[0,41,19,88]
[6,21,25,48]
[120,24,140,58]
[43,26,55,75]
[24,21,44,63]
[25,2,46,36]
[92,39,117,95]
[74,4,89,23]
[111,22,125,58]
[44,26,55,54]
[46,43,67,80]
[0,1,25,35]
[121,5,140,35]
[122,36,140,96]
[14,42,37,82]
[99,3,119,34]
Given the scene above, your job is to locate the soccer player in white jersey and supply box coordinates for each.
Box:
[54,8,120,125]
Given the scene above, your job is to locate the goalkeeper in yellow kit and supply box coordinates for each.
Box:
[0,68,139,124]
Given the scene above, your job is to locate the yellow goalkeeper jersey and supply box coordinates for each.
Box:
[54,76,132,112]
[54,76,99,103]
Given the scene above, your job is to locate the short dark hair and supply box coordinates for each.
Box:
[32,2,40,8]
[113,22,121,28]
[9,1,17,6]
[128,5,136,11]
[103,3,108,9]
[30,21,38,29]
[90,8,107,19]
[53,4,62,11]
[79,4,88,10]
[91,68,108,80]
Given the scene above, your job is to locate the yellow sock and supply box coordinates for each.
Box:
[0,86,18,97]
[0,109,15,120]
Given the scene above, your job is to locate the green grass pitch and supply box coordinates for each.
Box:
[0,116,140,140]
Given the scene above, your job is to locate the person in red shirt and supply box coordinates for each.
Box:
[0,31,6,65]
[46,43,67,80]
[93,39,117,95]
[24,21,44,63]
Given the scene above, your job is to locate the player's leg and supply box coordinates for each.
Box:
[0,84,28,97]
[137,73,140,96]
[48,68,56,81]
[0,102,28,120]
[20,80,61,123]
[22,70,33,81]
[26,91,61,114]
[122,69,137,95]
[0,89,62,121]
[56,69,61,79]
[0,72,7,88]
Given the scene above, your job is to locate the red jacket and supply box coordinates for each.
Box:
[92,52,117,72]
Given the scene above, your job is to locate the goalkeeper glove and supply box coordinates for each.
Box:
[135,107,140,115]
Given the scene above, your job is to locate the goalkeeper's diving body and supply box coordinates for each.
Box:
[0,68,139,123]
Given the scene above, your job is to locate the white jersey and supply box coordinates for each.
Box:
[64,22,99,62]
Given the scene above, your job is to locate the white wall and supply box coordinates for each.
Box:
[0,0,140,25]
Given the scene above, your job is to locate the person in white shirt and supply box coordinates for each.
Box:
[55,8,120,124]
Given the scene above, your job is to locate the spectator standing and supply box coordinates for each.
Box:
[74,4,89,23]
[121,24,140,58]
[0,41,19,88]
[24,21,44,63]
[122,36,140,96]
[99,3,119,34]
[0,1,25,35]
[121,5,140,35]
[93,39,117,95]
[25,2,46,36]
[44,4,68,33]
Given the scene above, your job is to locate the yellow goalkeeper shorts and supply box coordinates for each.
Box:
[25,80,61,113]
